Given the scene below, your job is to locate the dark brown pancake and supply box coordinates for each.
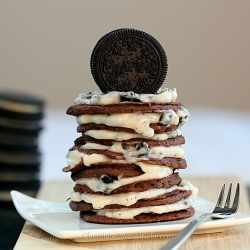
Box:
[139,158,186,168]
[73,173,182,194]
[71,164,144,179]
[74,135,185,147]
[80,207,195,224]
[77,123,179,134]
[66,102,182,116]
[63,155,187,173]
[70,189,192,211]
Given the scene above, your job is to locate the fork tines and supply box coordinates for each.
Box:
[216,183,240,210]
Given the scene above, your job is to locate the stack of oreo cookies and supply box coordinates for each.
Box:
[0,91,44,204]
[63,29,198,224]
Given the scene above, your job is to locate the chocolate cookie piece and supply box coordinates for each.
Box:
[73,173,181,195]
[80,207,195,224]
[0,169,40,182]
[70,189,192,211]
[0,150,41,167]
[66,102,181,116]
[90,28,168,94]
[0,180,40,202]
[0,131,38,150]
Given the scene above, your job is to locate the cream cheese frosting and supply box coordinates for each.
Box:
[71,180,197,209]
[66,144,184,170]
[96,197,195,219]
[82,143,185,159]
[94,181,198,219]
[76,107,189,138]
[74,88,177,105]
[84,128,182,141]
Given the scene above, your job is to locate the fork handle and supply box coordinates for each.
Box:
[161,213,213,250]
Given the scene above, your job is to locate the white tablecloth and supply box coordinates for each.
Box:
[40,107,250,185]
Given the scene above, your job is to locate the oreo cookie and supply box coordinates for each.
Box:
[0,90,44,203]
[91,28,168,94]
[0,90,44,119]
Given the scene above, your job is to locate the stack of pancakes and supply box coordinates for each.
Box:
[63,89,198,224]
[0,91,44,204]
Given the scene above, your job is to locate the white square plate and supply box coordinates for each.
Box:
[11,190,250,242]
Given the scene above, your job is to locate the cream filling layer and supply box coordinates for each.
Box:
[85,128,182,141]
[96,181,198,219]
[75,162,173,194]
[70,180,196,209]
[0,117,40,129]
[97,196,195,219]
[74,88,177,105]
[66,144,184,169]
[0,99,42,113]
[76,107,189,138]
[82,143,185,159]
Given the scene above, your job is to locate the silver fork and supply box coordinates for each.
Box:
[161,183,240,250]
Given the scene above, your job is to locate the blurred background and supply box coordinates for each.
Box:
[1,0,250,182]
[0,1,250,248]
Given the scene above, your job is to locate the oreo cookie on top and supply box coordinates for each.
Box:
[91,28,168,94]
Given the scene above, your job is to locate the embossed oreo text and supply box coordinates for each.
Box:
[100,38,160,92]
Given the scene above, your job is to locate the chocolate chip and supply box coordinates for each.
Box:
[100,175,118,184]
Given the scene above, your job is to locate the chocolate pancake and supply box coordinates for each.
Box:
[73,174,182,195]
[70,164,144,178]
[66,102,182,116]
[80,207,195,224]
[70,189,192,211]
[69,142,186,163]
[67,153,186,171]
[74,135,185,147]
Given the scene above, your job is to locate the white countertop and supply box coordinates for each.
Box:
[40,107,250,185]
